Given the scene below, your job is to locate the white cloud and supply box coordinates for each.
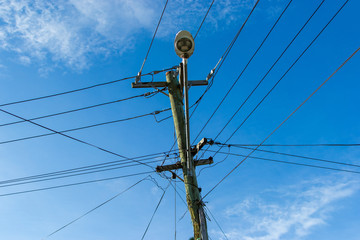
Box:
[0,0,258,70]
[19,55,31,65]
[217,176,359,240]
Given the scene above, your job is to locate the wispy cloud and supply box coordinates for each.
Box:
[0,0,258,70]
[214,176,359,240]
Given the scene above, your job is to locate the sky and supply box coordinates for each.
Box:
[0,0,359,239]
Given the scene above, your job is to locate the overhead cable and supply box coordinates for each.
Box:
[0,108,159,169]
[0,171,153,197]
[0,108,170,146]
[0,157,174,188]
[0,66,176,107]
[137,0,169,79]
[0,90,161,128]
[189,0,260,118]
[0,151,177,185]
[209,150,360,174]
[204,206,229,240]
[44,176,148,239]
[214,143,360,168]
[140,181,170,240]
[202,45,360,199]
[225,143,360,147]
[194,0,216,40]
[192,0,295,144]
[198,0,345,160]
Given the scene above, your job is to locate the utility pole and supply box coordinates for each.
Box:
[132,30,211,239]
[166,69,205,239]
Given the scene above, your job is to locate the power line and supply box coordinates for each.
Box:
[192,0,295,144]
[189,0,260,119]
[194,0,215,40]
[199,0,345,160]
[0,171,153,197]
[44,176,148,239]
[209,150,360,174]
[0,158,172,188]
[204,206,229,240]
[140,181,170,240]
[214,143,360,168]
[0,151,177,185]
[224,143,360,147]
[138,0,169,77]
[0,90,160,128]
[0,108,170,146]
[0,67,175,107]
[202,45,360,199]
[0,108,160,169]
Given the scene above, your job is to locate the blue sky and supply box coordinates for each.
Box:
[0,0,359,239]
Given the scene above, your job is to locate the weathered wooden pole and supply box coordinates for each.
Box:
[166,70,206,239]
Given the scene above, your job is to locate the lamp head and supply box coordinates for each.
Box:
[174,30,194,59]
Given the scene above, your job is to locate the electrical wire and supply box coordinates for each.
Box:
[0,108,170,146]
[192,0,295,144]
[0,90,161,128]
[0,151,178,185]
[194,0,215,40]
[0,67,176,107]
[0,158,174,188]
[0,108,161,169]
[215,143,360,168]
[225,143,360,147]
[189,0,260,118]
[202,45,360,199]
[44,176,148,239]
[140,181,170,240]
[138,0,169,77]
[198,0,345,160]
[204,206,229,240]
[0,171,153,197]
[209,150,360,174]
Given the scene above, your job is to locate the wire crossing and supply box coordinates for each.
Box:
[198,0,346,160]
[0,107,162,169]
[0,108,170,146]
[203,45,360,199]
[192,0,295,144]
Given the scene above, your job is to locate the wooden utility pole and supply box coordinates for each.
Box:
[166,70,206,239]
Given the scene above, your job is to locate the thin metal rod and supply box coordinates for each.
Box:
[182,58,193,176]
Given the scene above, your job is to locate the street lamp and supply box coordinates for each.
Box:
[174,30,195,59]
[174,30,195,177]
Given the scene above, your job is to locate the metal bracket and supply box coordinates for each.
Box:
[156,157,213,173]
